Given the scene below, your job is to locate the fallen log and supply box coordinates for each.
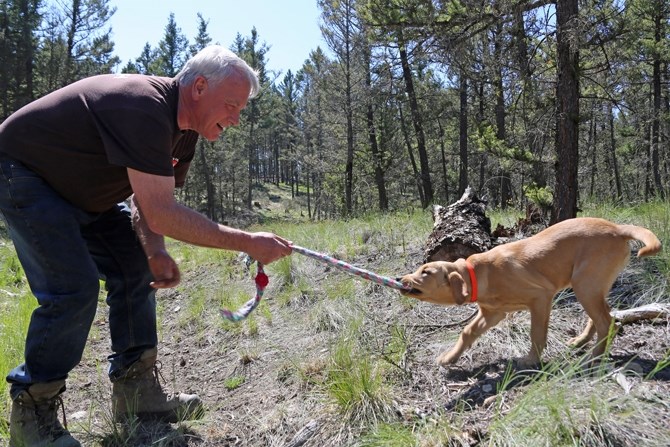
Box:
[424,186,493,262]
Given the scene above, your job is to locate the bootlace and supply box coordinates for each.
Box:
[151,360,170,396]
[28,392,69,439]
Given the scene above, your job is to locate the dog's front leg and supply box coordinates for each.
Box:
[519,299,553,368]
[437,308,506,366]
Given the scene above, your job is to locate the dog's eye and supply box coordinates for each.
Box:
[422,268,435,277]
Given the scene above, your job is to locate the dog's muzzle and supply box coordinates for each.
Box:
[397,277,421,296]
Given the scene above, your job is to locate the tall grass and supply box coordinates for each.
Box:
[0,244,33,440]
[322,320,394,426]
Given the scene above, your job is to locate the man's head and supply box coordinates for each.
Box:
[175,46,260,141]
[175,45,260,97]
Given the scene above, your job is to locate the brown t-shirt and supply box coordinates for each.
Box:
[0,73,198,212]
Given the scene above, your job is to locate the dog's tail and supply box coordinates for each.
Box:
[618,224,662,257]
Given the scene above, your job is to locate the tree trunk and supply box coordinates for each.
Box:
[399,102,425,206]
[365,45,388,211]
[343,13,354,216]
[64,0,81,85]
[437,119,449,203]
[398,30,433,207]
[476,82,487,201]
[198,141,216,219]
[246,121,255,210]
[16,0,36,109]
[494,23,512,208]
[552,0,580,224]
[458,73,469,197]
[651,5,666,199]
[608,103,622,200]
[588,105,596,198]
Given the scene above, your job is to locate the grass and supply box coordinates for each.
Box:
[381,324,412,373]
[0,196,668,445]
[358,422,418,447]
[224,375,245,390]
[322,332,394,426]
[0,241,32,437]
[487,357,670,446]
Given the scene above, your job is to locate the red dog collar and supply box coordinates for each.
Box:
[466,260,478,302]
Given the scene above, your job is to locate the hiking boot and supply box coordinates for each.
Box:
[111,348,203,423]
[9,380,81,447]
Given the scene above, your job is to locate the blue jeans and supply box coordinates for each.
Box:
[0,154,158,398]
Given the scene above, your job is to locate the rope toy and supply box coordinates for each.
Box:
[220,245,411,322]
[291,245,411,291]
[219,262,268,322]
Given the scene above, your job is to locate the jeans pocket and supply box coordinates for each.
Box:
[0,158,52,210]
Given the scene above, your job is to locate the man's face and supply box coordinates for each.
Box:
[192,73,250,141]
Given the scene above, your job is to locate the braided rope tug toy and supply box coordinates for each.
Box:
[220,244,411,322]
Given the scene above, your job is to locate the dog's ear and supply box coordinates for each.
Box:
[447,271,469,305]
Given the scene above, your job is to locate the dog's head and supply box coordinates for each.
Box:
[398,261,471,305]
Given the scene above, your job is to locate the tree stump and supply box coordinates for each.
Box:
[424,187,493,262]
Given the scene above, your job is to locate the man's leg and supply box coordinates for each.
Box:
[82,203,158,377]
[83,203,202,422]
[0,154,95,446]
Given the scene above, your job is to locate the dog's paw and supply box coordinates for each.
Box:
[567,336,590,348]
[436,351,460,366]
[516,356,540,369]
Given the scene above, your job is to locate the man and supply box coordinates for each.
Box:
[0,45,292,446]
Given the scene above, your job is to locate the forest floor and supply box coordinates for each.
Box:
[12,190,670,446]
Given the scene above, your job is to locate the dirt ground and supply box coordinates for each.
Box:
[58,226,669,446]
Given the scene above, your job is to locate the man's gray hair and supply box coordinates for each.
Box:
[175,45,261,98]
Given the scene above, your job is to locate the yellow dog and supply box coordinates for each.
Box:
[400,217,661,367]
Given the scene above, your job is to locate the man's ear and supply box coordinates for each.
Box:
[192,76,208,99]
[447,271,469,305]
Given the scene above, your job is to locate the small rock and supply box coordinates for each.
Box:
[70,410,88,421]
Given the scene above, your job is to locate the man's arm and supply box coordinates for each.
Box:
[130,194,167,257]
[127,168,292,264]
[130,194,181,288]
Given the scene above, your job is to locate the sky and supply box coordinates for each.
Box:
[107,0,326,76]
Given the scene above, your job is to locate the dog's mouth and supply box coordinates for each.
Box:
[402,287,422,296]
[396,276,423,296]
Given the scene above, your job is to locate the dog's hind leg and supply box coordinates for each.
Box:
[572,282,615,363]
[570,246,628,363]
[568,317,596,349]
[437,308,506,367]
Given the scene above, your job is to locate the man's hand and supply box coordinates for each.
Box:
[147,250,181,288]
[245,232,293,265]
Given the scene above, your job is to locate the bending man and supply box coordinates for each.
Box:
[0,45,292,446]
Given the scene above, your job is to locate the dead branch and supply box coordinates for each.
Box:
[611,303,670,324]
